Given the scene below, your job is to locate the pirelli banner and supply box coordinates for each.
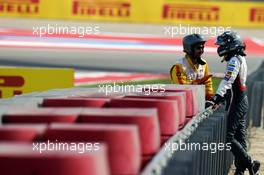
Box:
[0,0,263,28]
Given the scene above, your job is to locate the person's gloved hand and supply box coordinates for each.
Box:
[205,94,225,110]
[205,100,214,108]
[210,94,225,110]
[212,94,225,105]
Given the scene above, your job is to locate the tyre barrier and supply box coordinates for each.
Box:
[249,82,264,127]
[141,106,233,175]
[247,61,264,127]
[0,84,231,175]
[0,142,110,175]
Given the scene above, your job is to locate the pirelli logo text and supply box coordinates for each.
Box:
[0,0,39,14]
[163,4,220,22]
[0,76,25,98]
[250,8,264,23]
[72,0,130,17]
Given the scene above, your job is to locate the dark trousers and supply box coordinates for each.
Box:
[226,96,251,171]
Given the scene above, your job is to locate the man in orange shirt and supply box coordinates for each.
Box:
[170,34,214,100]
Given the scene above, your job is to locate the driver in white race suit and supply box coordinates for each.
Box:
[208,31,260,175]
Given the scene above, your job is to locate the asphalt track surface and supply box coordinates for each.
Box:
[0,18,263,75]
[0,47,263,75]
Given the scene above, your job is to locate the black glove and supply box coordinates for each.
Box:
[205,101,214,109]
[212,94,225,105]
[204,94,225,111]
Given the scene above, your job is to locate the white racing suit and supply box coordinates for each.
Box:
[216,55,252,171]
